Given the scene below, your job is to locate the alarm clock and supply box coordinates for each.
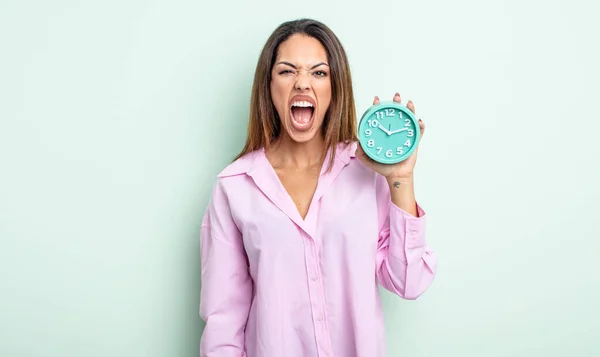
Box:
[357,101,420,164]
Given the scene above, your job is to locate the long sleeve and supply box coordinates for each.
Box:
[199,181,252,357]
[374,175,437,300]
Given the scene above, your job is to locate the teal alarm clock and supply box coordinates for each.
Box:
[357,101,420,164]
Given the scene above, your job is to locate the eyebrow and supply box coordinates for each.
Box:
[276,61,329,69]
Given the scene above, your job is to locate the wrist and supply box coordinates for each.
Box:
[387,175,418,216]
[386,173,414,186]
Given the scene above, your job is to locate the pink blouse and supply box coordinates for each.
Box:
[199,141,437,357]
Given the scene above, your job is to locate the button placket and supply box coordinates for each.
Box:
[303,233,333,357]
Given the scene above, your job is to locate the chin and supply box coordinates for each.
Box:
[286,131,321,144]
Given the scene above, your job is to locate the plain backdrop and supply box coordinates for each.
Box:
[1,0,599,356]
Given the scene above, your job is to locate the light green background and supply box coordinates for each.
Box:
[1,0,599,356]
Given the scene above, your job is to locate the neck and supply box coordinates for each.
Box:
[267,133,325,170]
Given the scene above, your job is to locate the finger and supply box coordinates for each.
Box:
[407,100,416,114]
[393,92,401,103]
[373,96,380,105]
[418,119,425,137]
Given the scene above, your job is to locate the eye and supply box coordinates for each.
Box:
[279,69,294,75]
[313,70,328,77]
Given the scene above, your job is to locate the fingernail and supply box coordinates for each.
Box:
[394,92,400,97]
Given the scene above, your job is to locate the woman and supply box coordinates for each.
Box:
[199,18,437,357]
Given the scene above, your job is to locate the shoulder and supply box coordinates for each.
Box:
[337,141,384,188]
[207,149,263,201]
[334,140,358,164]
[216,150,261,179]
[337,140,369,174]
[205,150,260,209]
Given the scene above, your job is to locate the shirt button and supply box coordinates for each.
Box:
[317,314,323,321]
[311,274,318,281]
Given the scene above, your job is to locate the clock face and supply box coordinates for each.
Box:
[357,102,420,164]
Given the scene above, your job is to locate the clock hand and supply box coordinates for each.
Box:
[389,128,409,135]
[378,124,392,135]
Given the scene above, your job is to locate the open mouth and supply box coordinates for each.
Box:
[290,99,315,131]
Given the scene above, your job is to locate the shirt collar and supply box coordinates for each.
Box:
[217,141,357,178]
[216,141,357,238]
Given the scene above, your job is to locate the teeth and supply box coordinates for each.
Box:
[292,101,314,107]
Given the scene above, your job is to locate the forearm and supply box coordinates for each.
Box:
[386,175,418,217]
[376,174,436,299]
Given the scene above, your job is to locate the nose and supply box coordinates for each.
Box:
[294,74,311,91]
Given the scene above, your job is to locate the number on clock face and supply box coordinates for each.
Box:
[375,108,395,119]
[360,106,418,163]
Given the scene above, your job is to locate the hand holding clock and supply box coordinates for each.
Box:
[356,92,425,181]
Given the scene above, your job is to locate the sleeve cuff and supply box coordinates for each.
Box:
[389,201,427,254]
[390,200,426,218]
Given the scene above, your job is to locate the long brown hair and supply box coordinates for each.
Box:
[234,18,357,171]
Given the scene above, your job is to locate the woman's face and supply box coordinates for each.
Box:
[270,34,332,144]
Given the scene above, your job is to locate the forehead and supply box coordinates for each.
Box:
[275,34,328,64]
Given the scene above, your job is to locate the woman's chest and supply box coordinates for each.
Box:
[275,168,319,220]
[229,172,381,259]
